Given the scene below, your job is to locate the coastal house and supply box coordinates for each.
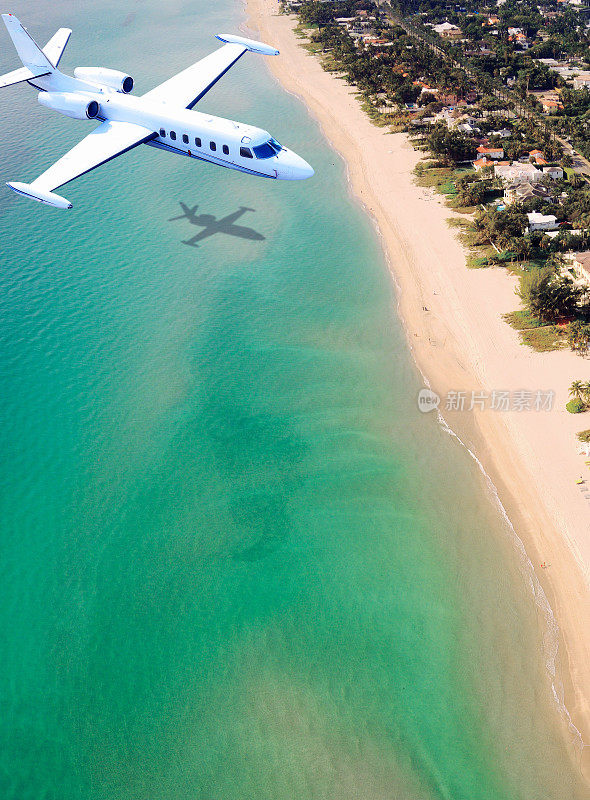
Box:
[527,211,558,231]
[451,114,479,129]
[432,22,463,39]
[419,85,439,97]
[528,149,548,165]
[495,161,541,184]
[565,251,590,286]
[541,98,563,113]
[473,156,496,171]
[508,27,529,47]
[438,91,458,105]
[504,182,552,205]
[361,35,388,46]
[542,165,564,180]
[465,45,496,58]
[477,145,504,159]
[457,122,480,134]
[573,73,590,89]
[489,128,512,139]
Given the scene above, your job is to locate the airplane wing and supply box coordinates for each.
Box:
[182,227,219,246]
[143,34,278,110]
[7,120,156,209]
[217,207,252,226]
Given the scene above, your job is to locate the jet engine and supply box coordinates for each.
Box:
[38,91,101,120]
[74,67,134,94]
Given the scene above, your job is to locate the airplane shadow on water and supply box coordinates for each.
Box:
[169,203,266,247]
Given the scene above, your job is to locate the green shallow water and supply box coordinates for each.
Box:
[0,2,587,798]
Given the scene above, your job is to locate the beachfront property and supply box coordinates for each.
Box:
[477,145,504,160]
[457,121,480,134]
[527,211,559,231]
[564,251,590,286]
[504,182,552,205]
[473,156,496,170]
[542,165,564,180]
[495,161,542,184]
[448,113,480,130]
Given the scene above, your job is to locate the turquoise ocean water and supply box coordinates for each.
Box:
[0,1,587,798]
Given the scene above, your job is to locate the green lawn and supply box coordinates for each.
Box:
[518,325,565,352]
[502,310,546,330]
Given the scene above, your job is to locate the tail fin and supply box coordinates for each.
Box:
[42,27,71,68]
[1,13,54,73]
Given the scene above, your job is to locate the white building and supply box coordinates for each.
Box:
[527,212,558,231]
[573,73,590,90]
[489,128,512,138]
[432,22,463,38]
[564,252,590,287]
[495,161,541,184]
[542,165,564,180]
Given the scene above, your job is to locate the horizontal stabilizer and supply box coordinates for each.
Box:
[0,65,50,88]
[215,34,279,55]
[6,182,72,209]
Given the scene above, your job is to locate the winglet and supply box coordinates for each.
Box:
[6,182,73,209]
[215,34,279,56]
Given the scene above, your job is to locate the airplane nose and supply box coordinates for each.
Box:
[280,151,314,180]
[296,158,315,180]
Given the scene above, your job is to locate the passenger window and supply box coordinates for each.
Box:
[195,137,201,147]
[222,144,229,155]
[159,128,166,137]
[210,141,217,151]
[182,134,189,144]
[240,147,253,158]
[170,131,176,141]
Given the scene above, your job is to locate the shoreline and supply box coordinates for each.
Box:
[243,0,590,777]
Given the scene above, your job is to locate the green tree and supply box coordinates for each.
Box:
[427,126,477,165]
[517,267,583,322]
[567,321,590,357]
[569,380,585,403]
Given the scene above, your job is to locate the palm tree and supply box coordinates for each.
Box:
[569,380,584,403]
[582,382,590,406]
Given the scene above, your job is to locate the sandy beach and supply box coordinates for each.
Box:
[245,0,590,774]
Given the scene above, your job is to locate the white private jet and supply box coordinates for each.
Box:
[0,14,314,210]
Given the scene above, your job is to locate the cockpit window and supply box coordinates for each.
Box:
[253,138,283,158]
[253,141,278,159]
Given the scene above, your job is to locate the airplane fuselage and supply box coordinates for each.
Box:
[1,16,314,209]
[30,71,313,181]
